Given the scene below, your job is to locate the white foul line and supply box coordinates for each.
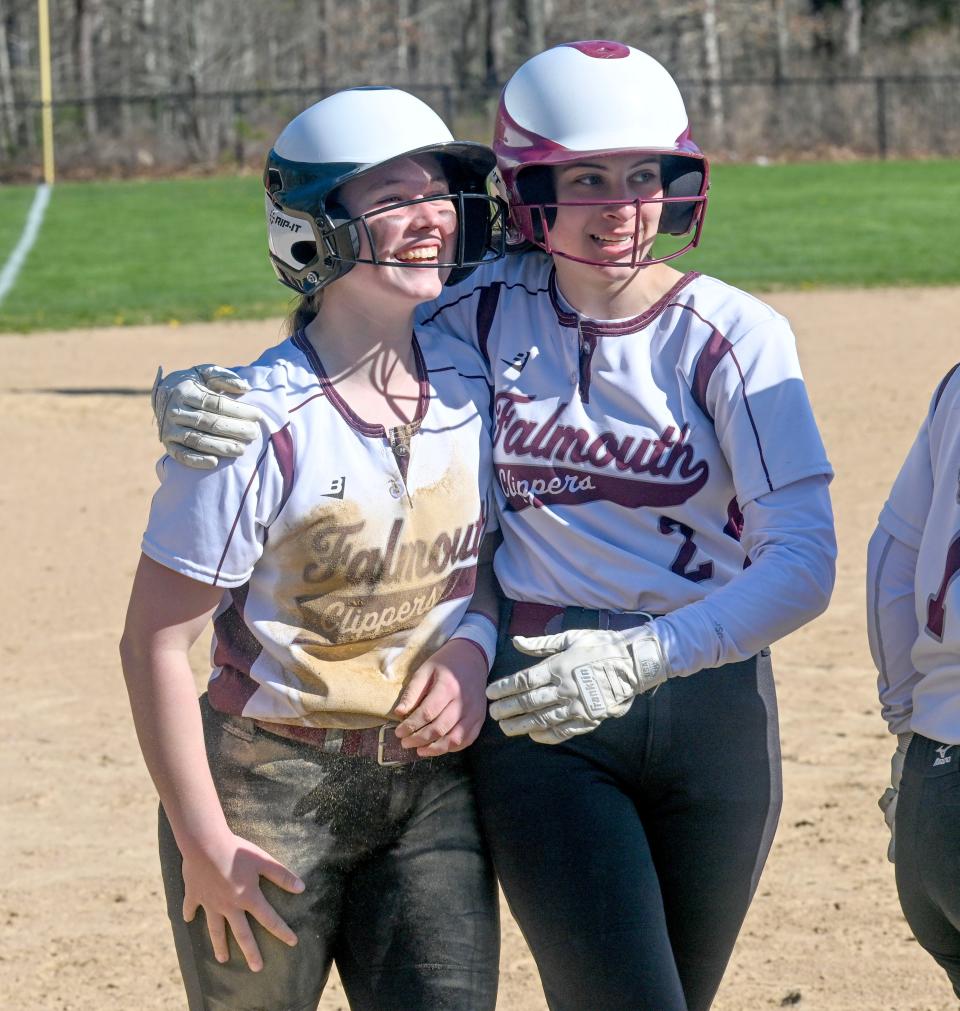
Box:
[0,183,52,306]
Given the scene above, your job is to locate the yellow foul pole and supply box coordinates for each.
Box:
[37,0,54,184]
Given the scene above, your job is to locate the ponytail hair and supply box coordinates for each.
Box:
[286,290,324,335]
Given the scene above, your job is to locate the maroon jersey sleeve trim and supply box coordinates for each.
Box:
[685,305,774,493]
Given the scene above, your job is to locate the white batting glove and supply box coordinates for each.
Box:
[152,365,264,469]
[878,732,913,863]
[486,629,668,745]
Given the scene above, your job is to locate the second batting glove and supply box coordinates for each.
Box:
[486,628,668,745]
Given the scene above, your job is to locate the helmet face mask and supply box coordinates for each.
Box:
[264,88,507,296]
[323,190,504,276]
[495,41,710,269]
[513,156,709,269]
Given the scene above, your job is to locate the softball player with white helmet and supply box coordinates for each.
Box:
[868,363,960,998]
[122,86,505,1010]
[153,43,836,1010]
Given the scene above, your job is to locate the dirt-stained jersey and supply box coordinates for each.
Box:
[875,364,960,742]
[142,328,495,730]
[418,253,832,615]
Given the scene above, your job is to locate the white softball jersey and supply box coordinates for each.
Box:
[419,253,836,676]
[142,328,497,730]
[869,364,960,742]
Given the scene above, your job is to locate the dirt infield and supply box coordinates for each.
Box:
[3,286,960,1010]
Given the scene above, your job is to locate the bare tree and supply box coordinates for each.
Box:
[843,0,861,60]
[517,0,546,58]
[3,0,960,177]
[0,15,18,153]
[74,0,100,137]
[773,0,791,80]
[702,0,725,142]
[484,0,509,85]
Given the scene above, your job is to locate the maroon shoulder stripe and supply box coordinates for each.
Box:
[476,283,502,363]
[682,303,773,493]
[691,326,733,421]
[270,424,296,519]
[934,362,960,413]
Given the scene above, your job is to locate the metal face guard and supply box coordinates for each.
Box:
[516,194,707,268]
[325,192,507,271]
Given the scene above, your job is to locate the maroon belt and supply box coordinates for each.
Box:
[507,600,656,637]
[254,720,420,766]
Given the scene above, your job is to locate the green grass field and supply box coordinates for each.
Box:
[0,160,958,332]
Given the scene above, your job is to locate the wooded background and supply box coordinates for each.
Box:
[1,0,958,178]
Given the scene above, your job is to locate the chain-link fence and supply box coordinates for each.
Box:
[1,75,958,180]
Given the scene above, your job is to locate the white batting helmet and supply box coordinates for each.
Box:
[265,87,505,295]
[494,41,709,267]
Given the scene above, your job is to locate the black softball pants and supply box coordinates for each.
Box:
[467,608,782,1011]
[895,732,960,998]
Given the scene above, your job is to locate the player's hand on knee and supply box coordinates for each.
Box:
[179,829,305,972]
[878,732,913,863]
[486,629,668,742]
[152,365,264,470]
[393,639,489,756]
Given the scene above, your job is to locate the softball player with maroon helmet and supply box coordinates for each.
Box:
[152,43,836,1010]
[868,363,960,998]
[122,87,506,1010]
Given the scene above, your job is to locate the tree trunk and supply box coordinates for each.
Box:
[0,16,18,154]
[843,0,861,61]
[141,0,157,84]
[773,0,790,81]
[397,0,409,77]
[76,0,100,138]
[518,0,546,59]
[484,0,508,87]
[702,0,724,146]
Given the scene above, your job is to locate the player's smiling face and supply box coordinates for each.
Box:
[548,154,664,270]
[334,155,457,302]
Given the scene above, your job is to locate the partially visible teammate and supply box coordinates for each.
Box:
[867,362,960,999]
[149,43,836,1010]
[120,87,505,1010]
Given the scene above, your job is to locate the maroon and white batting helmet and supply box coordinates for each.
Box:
[493,41,709,267]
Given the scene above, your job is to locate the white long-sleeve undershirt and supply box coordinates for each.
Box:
[866,526,922,736]
[647,474,836,679]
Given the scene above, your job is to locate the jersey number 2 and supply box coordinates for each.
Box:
[658,517,714,583]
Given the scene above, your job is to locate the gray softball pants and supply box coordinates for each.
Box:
[158,695,499,1011]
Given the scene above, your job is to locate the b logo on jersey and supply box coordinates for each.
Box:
[321,476,346,499]
[501,351,530,375]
